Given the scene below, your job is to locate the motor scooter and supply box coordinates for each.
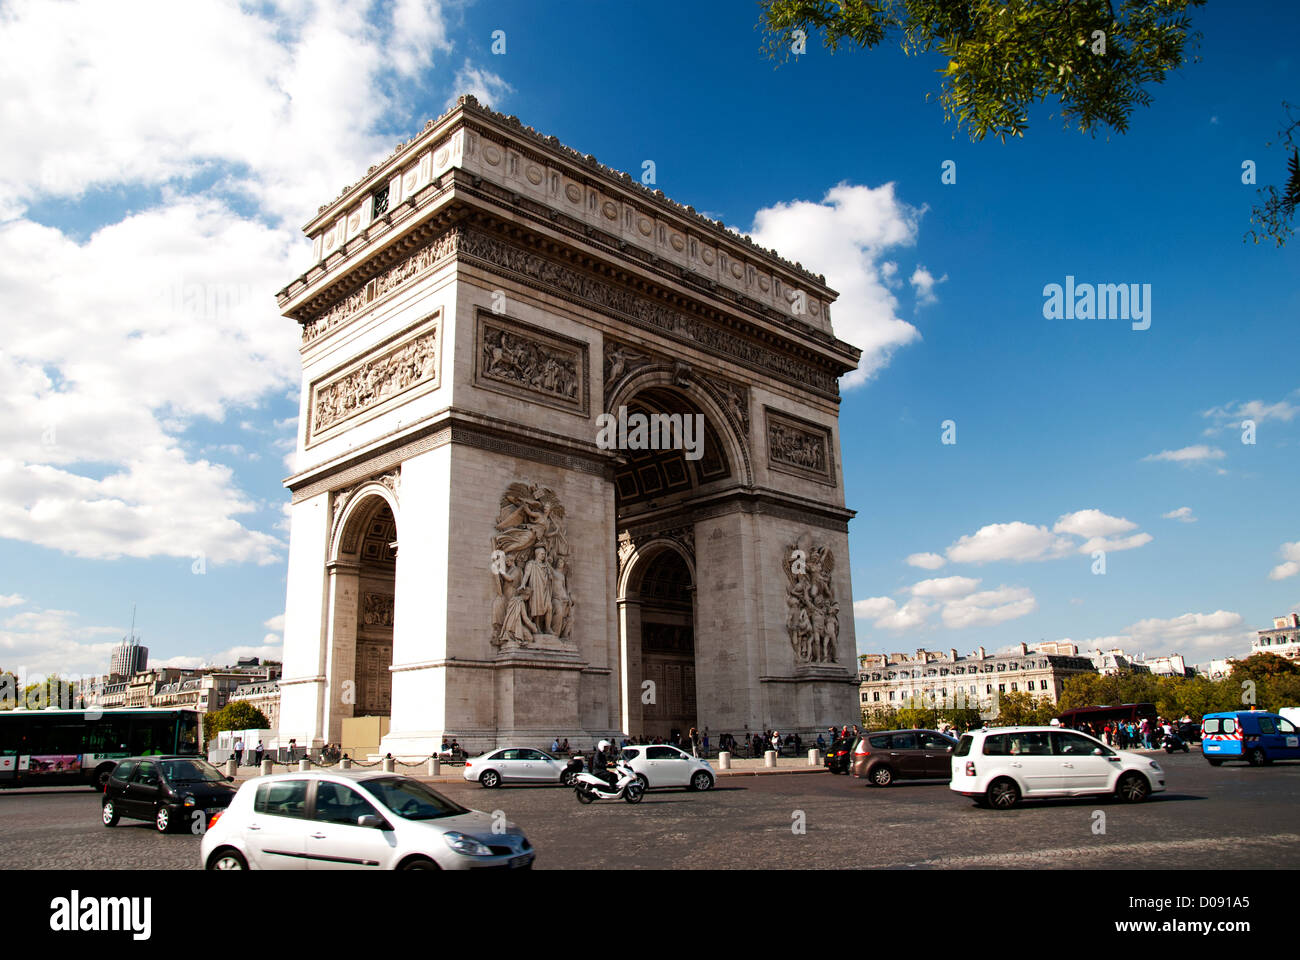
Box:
[573,759,644,804]
[1163,731,1190,753]
[561,755,584,787]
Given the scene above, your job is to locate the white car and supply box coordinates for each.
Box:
[619,744,714,791]
[950,726,1166,810]
[463,747,577,788]
[200,771,534,870]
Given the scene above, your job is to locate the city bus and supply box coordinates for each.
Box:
[1055,702,1158,732]
[0,708,202,790]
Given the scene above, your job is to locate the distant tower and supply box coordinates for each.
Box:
[109,607,149,677]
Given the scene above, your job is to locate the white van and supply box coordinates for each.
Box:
[951,725,1166,809]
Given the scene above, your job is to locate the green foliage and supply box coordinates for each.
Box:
[759,0,1204,142]
[1246,102,1300,247]
[204,702,270,746]
[1057,661,1300,722]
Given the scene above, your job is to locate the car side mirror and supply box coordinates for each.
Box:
[1093,748,1105,756]
[357,815,386,829]
[946,746,953,752]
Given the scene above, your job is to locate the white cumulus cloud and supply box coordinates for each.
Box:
[1269,541,1300,581]
[750,182,929,388]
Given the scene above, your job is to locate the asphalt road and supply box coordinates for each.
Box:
[4,751,1299,869]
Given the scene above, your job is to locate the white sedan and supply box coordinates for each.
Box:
[620,744,714,791]
[200,771,534,870]
[463,747,577,788]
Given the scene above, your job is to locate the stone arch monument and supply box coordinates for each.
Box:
[275,96,862,756]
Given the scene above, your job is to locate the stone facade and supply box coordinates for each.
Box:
[1253,613,1300,662]
[858,643,1098,710]
[274,97,862,757]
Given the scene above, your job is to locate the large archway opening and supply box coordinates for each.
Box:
[611,377,744,744]
[329,490,398,754]
[350,499,395,719]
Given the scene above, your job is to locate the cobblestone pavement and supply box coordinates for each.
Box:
[4,752,1298,870]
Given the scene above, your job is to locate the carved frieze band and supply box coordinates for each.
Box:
[309,315,442,445]
[475,312,589,416]
[303,228,460,343]
[456,229,841,396]
[765,407,834,485]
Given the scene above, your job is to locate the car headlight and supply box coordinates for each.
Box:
[1148,761,1161,771]
[443,832,493,857]
[182,796,197,806]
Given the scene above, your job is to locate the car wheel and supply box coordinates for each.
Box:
[154,806,172,833]
[1206,758,1223,767]
[93,765,114,792]
[870,765,894,788]
[624,782,644,804]
[400,857,440,870]
[690,771,713,792]
[101,801,119,827]
[560,771,578,787]
[986,778,1020,810]
[1247,747,1268,767]
[479,769,501,788]
[1116,772,1151,803]
[207,848,248,871]
[635,773,650,793]
[575,783,595,804]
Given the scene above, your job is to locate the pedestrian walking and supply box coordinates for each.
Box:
[234,737,244,767]
[254,741,264,766]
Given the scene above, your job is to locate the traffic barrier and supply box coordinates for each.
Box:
[428,757,440,776]
[718,751,731,769]
[382,755,395,773]
[298,758,311,772]
[764,750,777,767]
[225,758,237,778]
[340,757,352,770]
[808,749,820,765]
[260,759,273,775]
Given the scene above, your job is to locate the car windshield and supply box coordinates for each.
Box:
[361,777,469,821]
[160,759,226,783]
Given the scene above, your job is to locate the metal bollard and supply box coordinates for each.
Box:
[382,756,395,773]
[764,750,777,768]
[340,757,352,770]
[260,759,273,775]
[717,751,731,770]
[225,758,237,778]
[427,757,440,776]
[298,758,311,772]
[808,748,821,765]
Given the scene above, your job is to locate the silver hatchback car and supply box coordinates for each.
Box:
[200,770,534,870]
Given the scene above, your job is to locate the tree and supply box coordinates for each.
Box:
[759,0,1205,143]
[1246,102,1300,247]
[991,690,1042,725]
[204,702,270,747]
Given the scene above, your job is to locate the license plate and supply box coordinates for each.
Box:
[510,854,533,869]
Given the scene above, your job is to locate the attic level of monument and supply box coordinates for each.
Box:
[281,210,854,401]
[275,97,859,388]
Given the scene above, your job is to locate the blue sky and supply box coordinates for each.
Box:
[0,0,1295,680]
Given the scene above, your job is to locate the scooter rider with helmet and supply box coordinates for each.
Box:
[591,739,617,789]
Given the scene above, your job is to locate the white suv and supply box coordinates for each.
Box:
[951,726,1166,810]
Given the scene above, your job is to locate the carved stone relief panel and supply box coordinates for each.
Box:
[474,311,590,416]
[308,315,441,445]
[361,592,395,627]
[782,534,839,665]
[489,481,576,647]
[764,407,834,485]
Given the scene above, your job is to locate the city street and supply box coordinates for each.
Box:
[4,751,1299,870]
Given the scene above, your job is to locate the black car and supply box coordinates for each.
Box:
[101,756,237,833]
[824,737,854,774]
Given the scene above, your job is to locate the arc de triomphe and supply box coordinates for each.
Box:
[275,96,861,756]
